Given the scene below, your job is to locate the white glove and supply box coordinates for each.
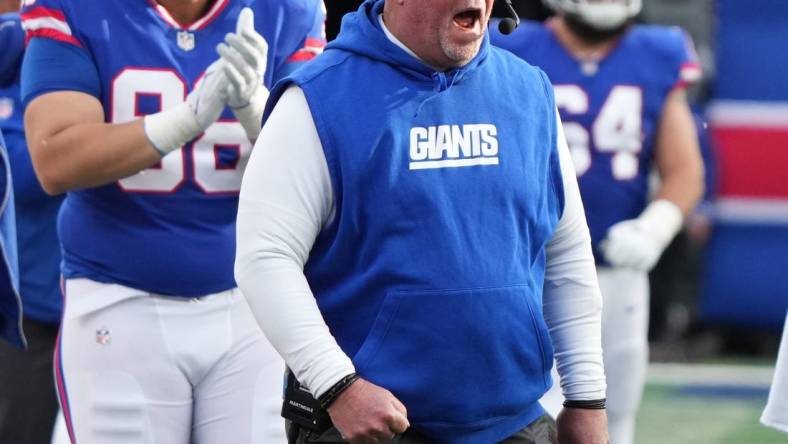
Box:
[144,60,228,155]
[217,7,269,141]
[600,199,684,272]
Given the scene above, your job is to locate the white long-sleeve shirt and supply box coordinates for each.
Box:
[235,83,606,401]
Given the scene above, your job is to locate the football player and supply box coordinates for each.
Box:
[0,5,64,442]
[491,1,704,443]
[0,3,22,353]
[20,0,325,442]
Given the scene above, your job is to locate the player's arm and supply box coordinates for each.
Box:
[601,29,704,271]
[653,87,704,215]
[21,34,228,195]
[601,87,704,271]
[20,0,235,195]
[543,111,608,444]
[24,92,159,195]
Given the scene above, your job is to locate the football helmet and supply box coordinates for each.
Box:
[543,0,642,30]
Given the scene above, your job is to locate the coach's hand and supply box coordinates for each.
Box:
[327,378,409,444]
[556,408,608,444]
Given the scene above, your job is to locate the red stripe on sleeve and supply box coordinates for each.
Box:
[304,37,327,49]
[287,50,318,63]
[20,6,67,21]
[25,28,81,47]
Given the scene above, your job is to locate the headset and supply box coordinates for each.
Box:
[498,0,520,35]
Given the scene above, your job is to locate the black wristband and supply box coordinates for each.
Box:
[317,373,359,409]
[563,398,606,409]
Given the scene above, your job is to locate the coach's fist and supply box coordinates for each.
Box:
[557,407,608,444]
[327,378,410,444]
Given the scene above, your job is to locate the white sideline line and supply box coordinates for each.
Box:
[647,362,775,387]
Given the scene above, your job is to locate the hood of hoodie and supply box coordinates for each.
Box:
[326,0,491,86]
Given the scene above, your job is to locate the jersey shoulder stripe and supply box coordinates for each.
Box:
[628,25,702,87]
[20,4,80,47]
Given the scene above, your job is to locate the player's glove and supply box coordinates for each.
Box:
[600,199,683,272]
[217,7,269,142]
[143,60,228,156]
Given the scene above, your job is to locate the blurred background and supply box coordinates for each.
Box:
[323,1,788,443]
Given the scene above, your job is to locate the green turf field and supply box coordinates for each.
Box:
[636,363,787,444]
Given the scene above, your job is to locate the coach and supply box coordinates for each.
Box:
[235,0,607,442]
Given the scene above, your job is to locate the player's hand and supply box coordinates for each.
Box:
[600,217,665,271]
[217,7,269,141]
[600,199,683,272]
[556,408,608,444]
[187,59,229,130]
[144,60,228,155]
[326,378,410,444]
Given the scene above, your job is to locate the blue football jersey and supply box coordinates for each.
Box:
[20,0,326,296]
[0,130,23,348]
[492,21,700,261]
[1,12,64,324]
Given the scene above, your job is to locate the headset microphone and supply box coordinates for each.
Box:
[498,0,520,35]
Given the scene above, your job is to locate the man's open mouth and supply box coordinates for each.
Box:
[453,8,482,30]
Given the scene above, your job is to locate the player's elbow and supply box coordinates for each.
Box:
[28,141,69,196]
[37,172,69,196]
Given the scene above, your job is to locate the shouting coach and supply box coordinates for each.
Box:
[235,0,607,442]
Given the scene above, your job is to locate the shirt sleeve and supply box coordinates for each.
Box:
[273,1,327,81]
[20,0,82,47]
[670,27,703,89]
[234,85,353,398]
[542,110,607,401]
[19,0,100,106]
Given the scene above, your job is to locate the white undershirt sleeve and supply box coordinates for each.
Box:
[542,111,607,401]
[234,86,354,398]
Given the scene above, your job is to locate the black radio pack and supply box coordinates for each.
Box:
[281,371,333,433]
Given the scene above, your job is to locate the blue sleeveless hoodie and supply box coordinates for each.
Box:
[264,1,565,441]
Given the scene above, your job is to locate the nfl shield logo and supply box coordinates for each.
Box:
[581,61,599,76]
[177,31,195,52]
[95,328,111,345]
[0,98,13,121]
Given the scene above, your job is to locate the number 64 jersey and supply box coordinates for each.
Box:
[20,0,326,296]
[492,21,701,262]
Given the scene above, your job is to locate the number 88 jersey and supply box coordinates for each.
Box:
[492,20,700,261]
[20,0,326,296]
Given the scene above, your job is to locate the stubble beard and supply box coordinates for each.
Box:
[438,33,481,68]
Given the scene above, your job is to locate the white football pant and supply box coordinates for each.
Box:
[762,311,788,433]
[540,267,649,444]
[51,411,68,444]
[56,278,286,444]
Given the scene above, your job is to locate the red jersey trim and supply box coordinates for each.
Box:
[24,27,81,47]
[147,0,229,31]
